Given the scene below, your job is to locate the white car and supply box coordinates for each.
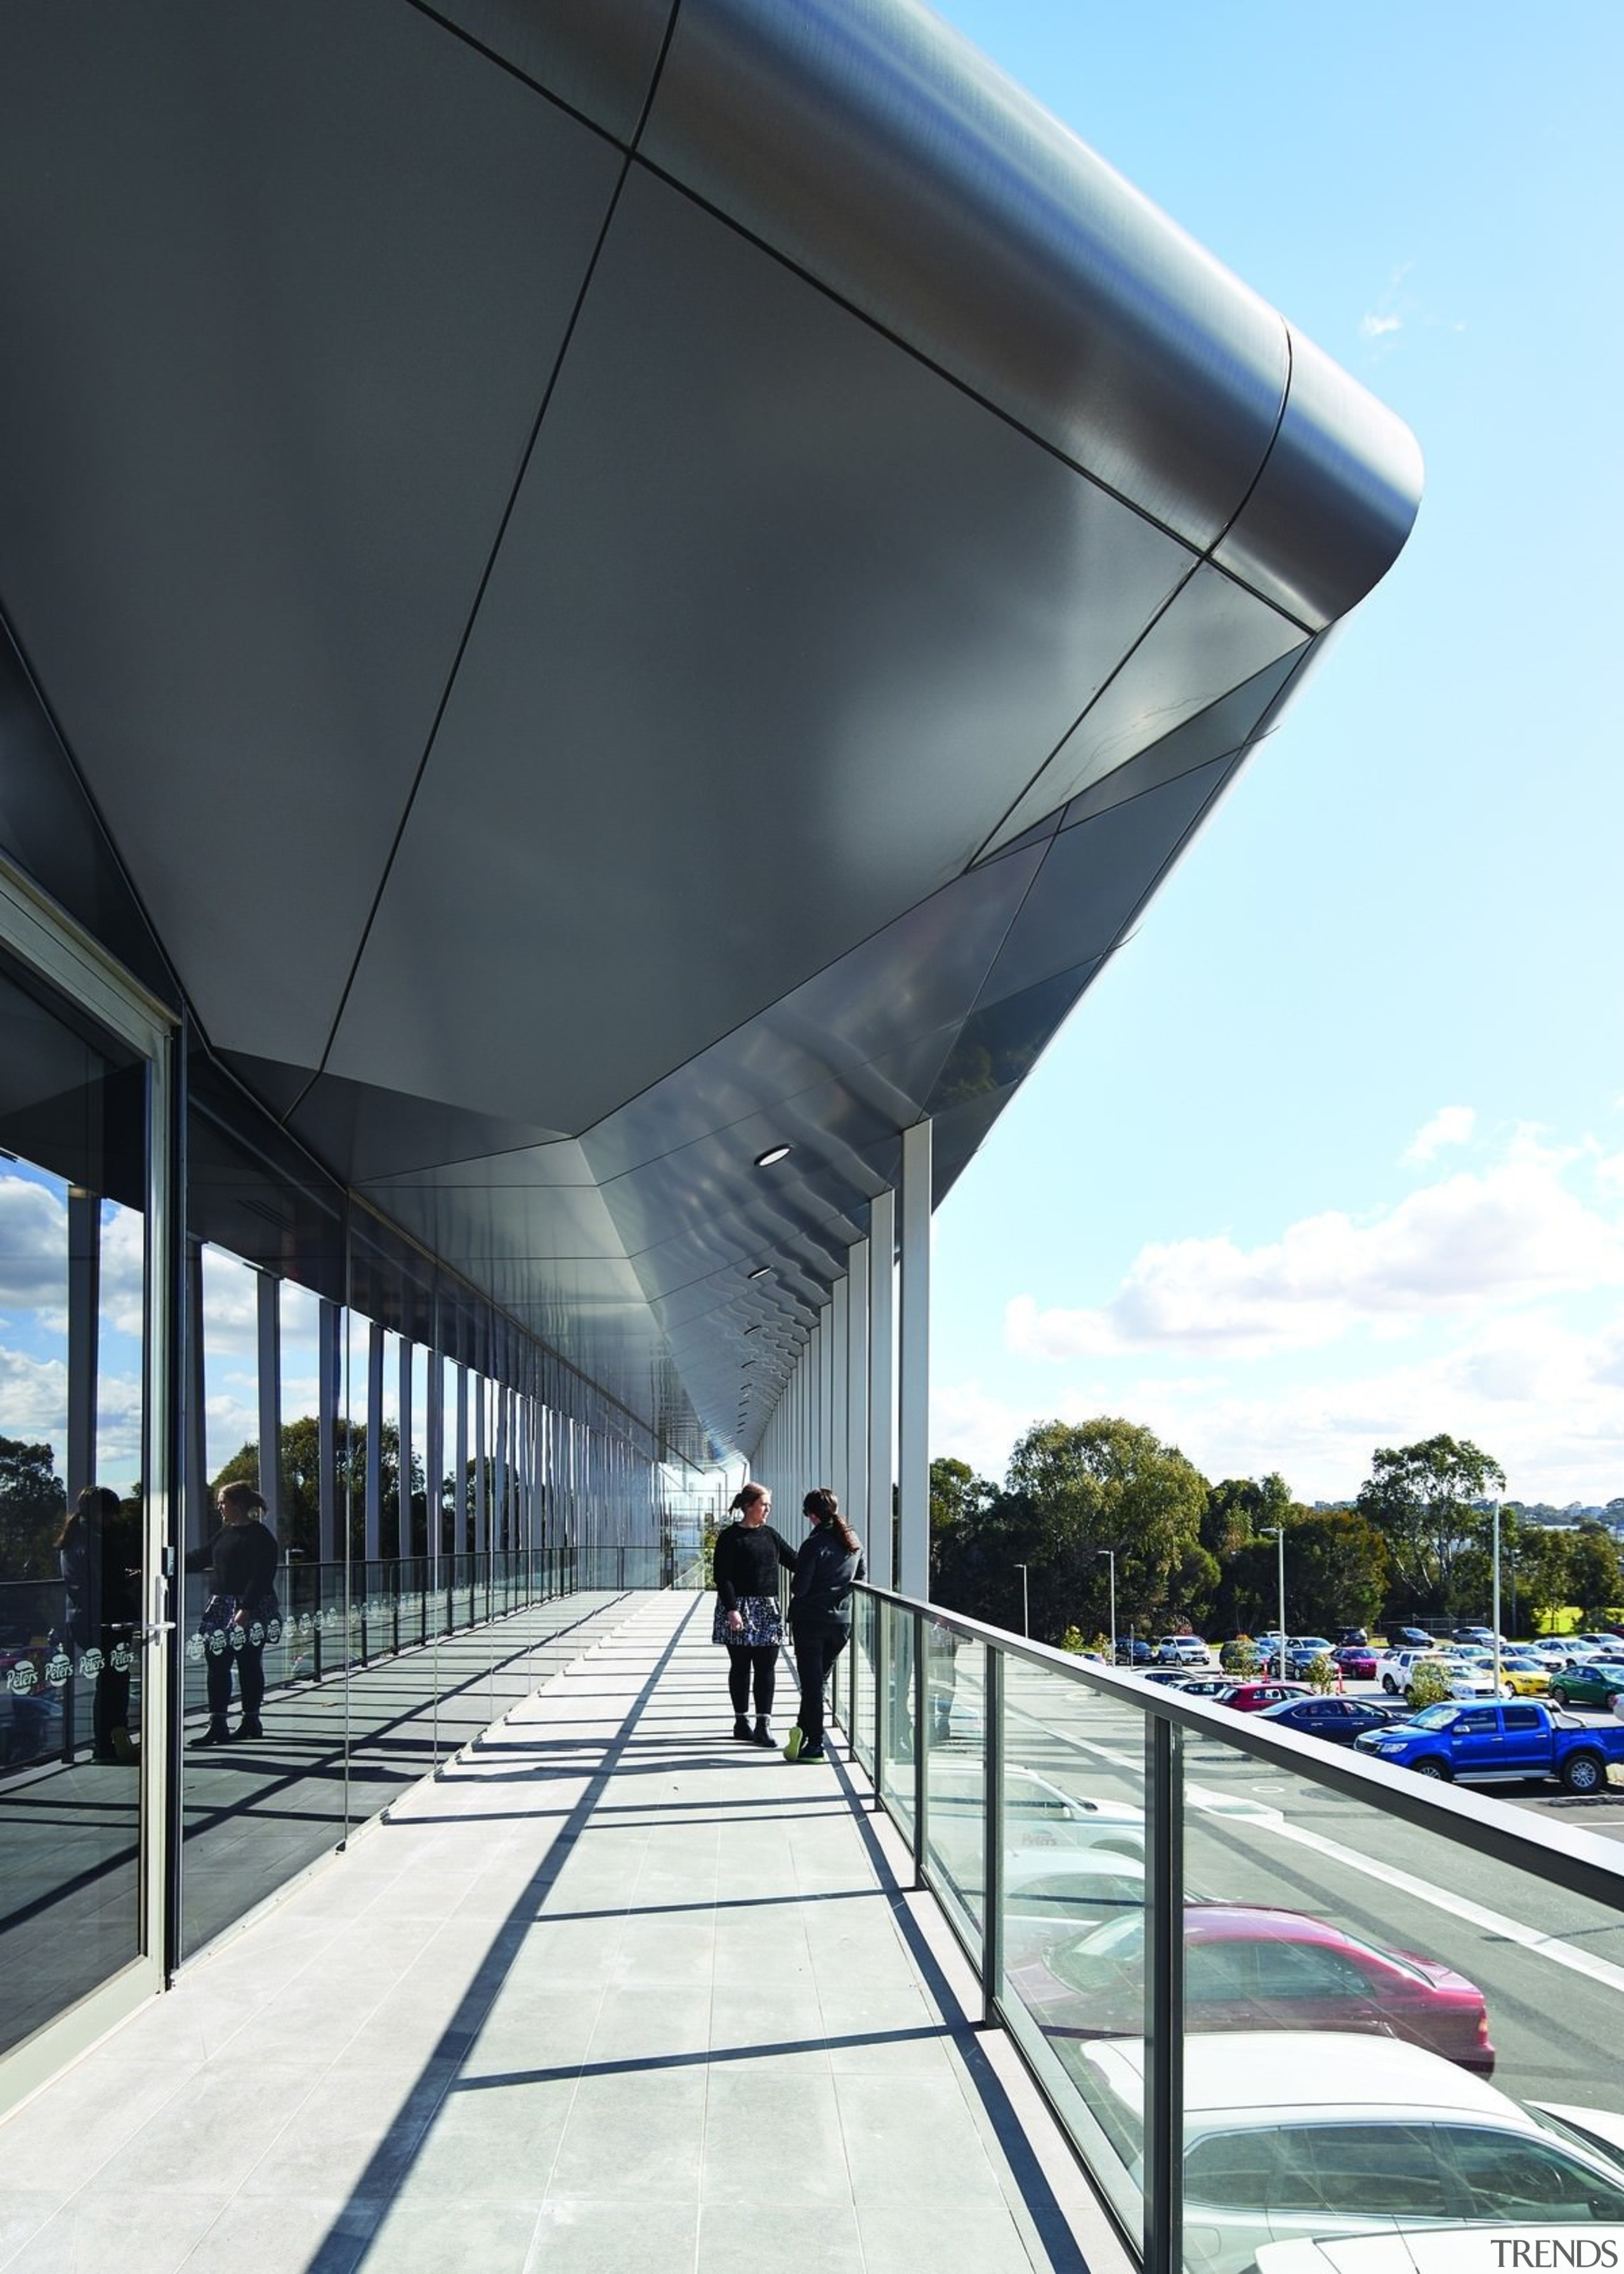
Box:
[926,1763,1145,1862]
[1155,1634,1210,1666]
[1375,1648,1434,1694]
[1000,1846,1145,1921]
[1071,2030,1624,2274]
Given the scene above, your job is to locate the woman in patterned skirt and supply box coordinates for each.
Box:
[712,1482,798,1745]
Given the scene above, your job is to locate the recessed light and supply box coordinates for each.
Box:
[747,1265,771,1280]
[754,1143,792,1168]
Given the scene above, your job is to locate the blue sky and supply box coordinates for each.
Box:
[924,1,1624,1505]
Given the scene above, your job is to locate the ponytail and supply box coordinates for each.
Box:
[803,1487,859,1556]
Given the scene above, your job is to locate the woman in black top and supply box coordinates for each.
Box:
[57,1484,139,1763]
[712,1482,798,1745]
[785,1487,864,1762]
[185,1482,280,1747]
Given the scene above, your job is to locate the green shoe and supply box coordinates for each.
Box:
[782,1725,803,1762]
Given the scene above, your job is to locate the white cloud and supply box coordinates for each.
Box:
[0,1174,68,1317]
[1361,312,1403,338]
[1006,1150,1624,1364]
[1405,1105,1475,1163]
[0,1342,67,1440]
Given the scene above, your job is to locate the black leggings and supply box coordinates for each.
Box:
[790,1622,848,1749]
[726,1643,779,1716]
[207,1638,266,1724]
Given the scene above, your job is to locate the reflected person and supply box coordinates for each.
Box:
[57,1485,138,1764]
[186,1482,280,1747]
[785,1488,864,1763]
[712,1482,797,1745]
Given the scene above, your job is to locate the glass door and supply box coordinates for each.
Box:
[0,865,174,2104]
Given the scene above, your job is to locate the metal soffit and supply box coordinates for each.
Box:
[0,0,1420,1464]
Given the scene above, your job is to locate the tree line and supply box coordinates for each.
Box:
[929,1423,1624,1645]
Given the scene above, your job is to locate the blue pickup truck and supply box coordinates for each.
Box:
[1353,1699,1624,1792]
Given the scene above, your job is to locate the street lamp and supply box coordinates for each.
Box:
[1261,1525,1287,1677]
[1096,1548,1117,1666]
[1014,1563,1030,1638]
[1491,1498,1503,1696]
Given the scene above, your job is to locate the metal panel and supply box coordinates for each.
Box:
[978,565,1307,857]
[642,0,1289,546]
[325,161,1191,1130]
[1217,325,1425,630]
[0,0,625,1068]
[419,0,674,144]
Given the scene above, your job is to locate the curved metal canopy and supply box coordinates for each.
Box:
[0,0,1420,1464]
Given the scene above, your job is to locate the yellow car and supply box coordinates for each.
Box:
[1499,1655,1550,1695]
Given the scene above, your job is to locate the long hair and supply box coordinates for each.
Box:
[803,1487,859,1555]
[54,1483,120,1551]
[728,1482,768,1521]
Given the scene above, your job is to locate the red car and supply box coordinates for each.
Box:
[1005,1902,1495,2074]
[1332,1645,1378,1679]
[1220,1681,1308,1711]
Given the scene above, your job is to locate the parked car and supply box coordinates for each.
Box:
[1007,1905,1493,2071]
[1375,1647,1434,1694]
[1250,1695,1406,1746]
[1153,1634,1209,1666]
[1549,1661,1624,1711]
[927,1764,1146,1862]
[1451,1626,1498,1647]
[1262,1636,1335,1679]
[1070,2032,1624,2274]
[1335,1627,1370,1648]
[1330,1645,1377,1679]
[1387,1626,1436,1649]
[1113,1638,1153,1665]
[1405,1657,1510,1706]
[1137,1667,1198,1686]
[1174,1675,1234,1700]
[1220,1682,1309,1712]
[1355,1699,1624,1791]
[1498,1652,1552,1695]
[1001,1846,1146,1922]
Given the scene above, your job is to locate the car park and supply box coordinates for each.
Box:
[1355,1699,1624,1791]
[1009,1909,1493,2070]
[1548,1661,1624,1710]
[1250,1696,1406,1747]
[1070,2032,1624,2274]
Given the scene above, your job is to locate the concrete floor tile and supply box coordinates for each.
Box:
[856,2199,1050,2274]
[526,2196,700,2273]
[837,2074,1006,2207]
[337,2194,537,2272]
[584,1986,712,2064]
[820,1987,957,2073]
[92,2060,321,2197]
[698,2202,863,2274]
[702,2072,849,2205]
[547,2070,705,2202]
[20,2189,224,2274]
[0,2190,62,2272]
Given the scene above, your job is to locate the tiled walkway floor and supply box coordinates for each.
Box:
[0,1593,1120,2273]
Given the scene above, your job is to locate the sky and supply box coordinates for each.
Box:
[922,1,1624,1508]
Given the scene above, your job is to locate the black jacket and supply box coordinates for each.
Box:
[187,1519,280,1604]
[790,1520,865,1629]
[712,1522,797,1612]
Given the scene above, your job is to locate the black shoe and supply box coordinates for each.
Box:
[732,1716,753,1741]
[751,1718,775,1746]
[189,1722,232,1749]
[798,1743,827,1761]
[234,1720,265,1741]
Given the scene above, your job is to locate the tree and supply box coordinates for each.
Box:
[1355,1436,1506,1613]
[1516,1528,1572,1638]
[1277,1506,1389,1634]
[1566,1525,1623,1625]
[978,1417,1210,1645]
[211,1417,429,1563]
[0,1436,69,1581]
[929,1457,996,1542]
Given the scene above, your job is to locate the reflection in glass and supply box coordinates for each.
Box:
[0,956,147,2058]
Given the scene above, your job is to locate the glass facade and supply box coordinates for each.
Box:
[0,888,696,2090]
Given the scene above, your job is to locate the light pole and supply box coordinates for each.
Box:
[1014,1562,1029,1638]
[1097,1548,1117,1666]
[1491,1498,1503,1697]
[1262,1525,1286,1678]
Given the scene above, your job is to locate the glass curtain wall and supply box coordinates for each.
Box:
[175,1074,673,1962]
[0,937,159,2063]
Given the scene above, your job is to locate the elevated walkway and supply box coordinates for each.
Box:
[0,1593,1119,2274]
